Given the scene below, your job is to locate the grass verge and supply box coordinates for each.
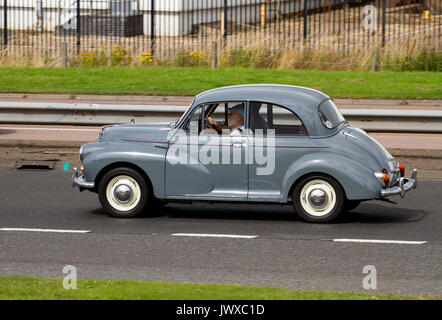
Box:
[0,276,439,300]
[0,67,441,99]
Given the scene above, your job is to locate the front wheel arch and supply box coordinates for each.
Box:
[94,162,153,196]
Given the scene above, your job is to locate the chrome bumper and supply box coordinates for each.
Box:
[381,169,417,198]
[72,167,95,189]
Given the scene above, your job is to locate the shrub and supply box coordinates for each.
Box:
[175,50,207,67]
[221,48,253,68]
[110,46,132,66]
[77,49,108,67]
[139,51,154,66]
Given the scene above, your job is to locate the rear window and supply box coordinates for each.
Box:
[318,100,346,129]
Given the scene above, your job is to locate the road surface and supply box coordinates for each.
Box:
[0,168,441,296]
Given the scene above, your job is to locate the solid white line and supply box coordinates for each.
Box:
[332,238,427,245]
[0,228,91,234]
[0,126,99,132]
[172,233,257,239]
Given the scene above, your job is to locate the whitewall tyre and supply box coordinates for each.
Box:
[293,175,345,223]
[98,167,149,218]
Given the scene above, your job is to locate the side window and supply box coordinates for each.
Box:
[206,103,226,125]
[272,105,303,126]
[249,102,307,136]
[203,102,246,134]
[183,105,203,132]
[249,102,269,134]
[183,102,245,134]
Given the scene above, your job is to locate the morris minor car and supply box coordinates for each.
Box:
[72,85,417,223]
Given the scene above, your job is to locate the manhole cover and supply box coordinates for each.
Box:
[16,160,56,170]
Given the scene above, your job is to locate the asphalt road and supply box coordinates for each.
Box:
[0,168,441,296]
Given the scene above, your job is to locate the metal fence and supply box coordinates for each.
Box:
[0,0,440,67]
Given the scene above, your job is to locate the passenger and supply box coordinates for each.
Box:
[249,103,268,133]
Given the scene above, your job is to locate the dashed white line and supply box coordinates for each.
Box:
[0,228,427,244]
[332,238,427,245]
[172,233,258,239]
[0,228,91,234]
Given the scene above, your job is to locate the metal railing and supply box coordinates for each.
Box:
[1,101,441,132]
[0,0,440,66]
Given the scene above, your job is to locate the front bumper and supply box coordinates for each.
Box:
[72,167,95,190]
[381,169,417,198]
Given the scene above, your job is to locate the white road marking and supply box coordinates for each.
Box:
[332,238,427,245]
[0,126,99,132]
[0,228,91,234]
[172,233,258,239]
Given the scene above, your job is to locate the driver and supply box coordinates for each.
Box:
[205,104,245,136]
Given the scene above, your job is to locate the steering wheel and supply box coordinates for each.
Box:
[204,117,216,130]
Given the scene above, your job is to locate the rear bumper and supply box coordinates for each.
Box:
[381,169,417,198]
[72,167,95,189]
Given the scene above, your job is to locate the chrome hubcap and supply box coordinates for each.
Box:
[300,179,336,217]
[113,184,133,204]
[308,188,328,209]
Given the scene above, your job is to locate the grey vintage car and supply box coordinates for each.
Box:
[72,85,417,223]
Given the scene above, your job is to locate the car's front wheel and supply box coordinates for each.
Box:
[292,175,345,223]
[98,167,149,218]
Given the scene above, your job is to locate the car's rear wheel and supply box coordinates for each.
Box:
[292,175,345,223]
[98,167,149,218]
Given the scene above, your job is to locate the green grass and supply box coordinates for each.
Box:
[0,67,441,99]
[0,276,439,300]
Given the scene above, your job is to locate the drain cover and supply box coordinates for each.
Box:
[16,160,56,170]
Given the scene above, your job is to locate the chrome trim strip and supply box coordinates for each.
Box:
[374,172,386,188]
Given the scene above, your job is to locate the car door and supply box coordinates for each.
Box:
[247,102,310,202]
[165,102,248,200]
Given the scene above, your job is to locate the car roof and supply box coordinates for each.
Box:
[192,84,333,136]
[194,84,329,109]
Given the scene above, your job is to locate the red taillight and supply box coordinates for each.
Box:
[398,163,405,177]
[382,172,390,188]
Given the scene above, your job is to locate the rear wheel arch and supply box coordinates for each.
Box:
[288,172,348,203]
